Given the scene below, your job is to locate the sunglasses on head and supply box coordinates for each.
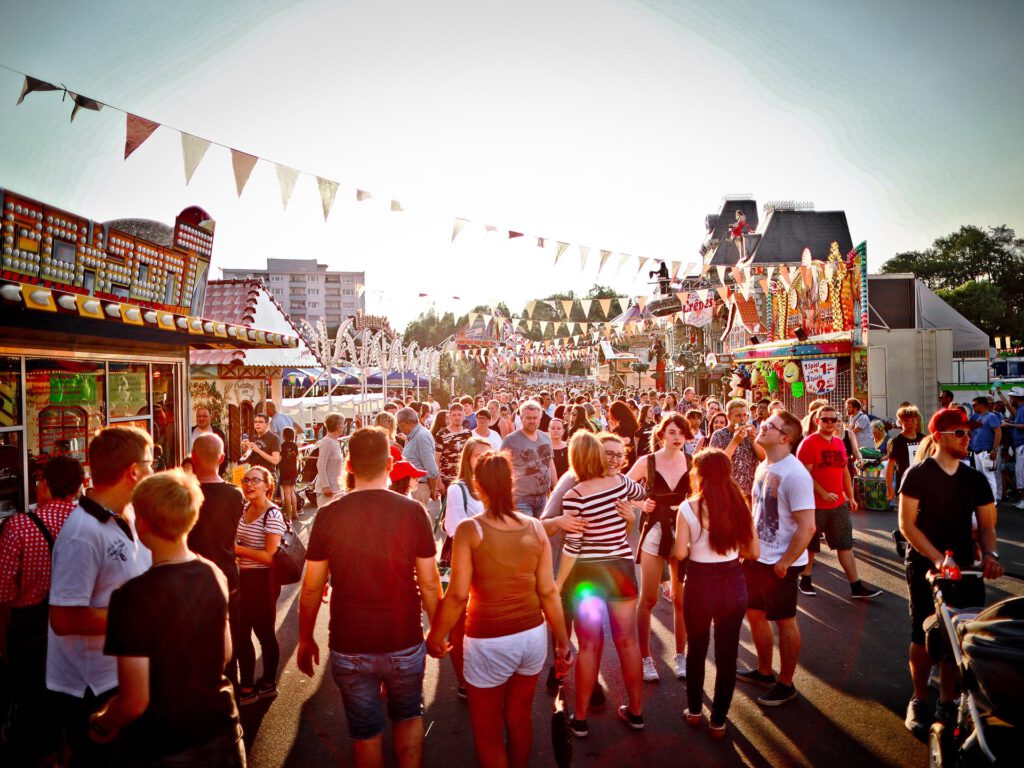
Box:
[939,429,971,439]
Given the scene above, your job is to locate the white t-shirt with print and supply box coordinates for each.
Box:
[751,454,816,568]
[47,501,152,698]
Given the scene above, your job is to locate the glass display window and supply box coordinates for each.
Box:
[108,363,151,419]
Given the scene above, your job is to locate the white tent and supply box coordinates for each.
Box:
[280,393,386,426]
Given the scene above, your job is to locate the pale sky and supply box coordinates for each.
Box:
[1,0,1021,329]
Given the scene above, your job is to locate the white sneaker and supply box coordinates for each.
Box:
[1015,500,1024,509]
[642,656,660,682]
[674,653,687,679]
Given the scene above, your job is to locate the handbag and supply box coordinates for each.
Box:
[437,482,468,569]
[262,508,307,585]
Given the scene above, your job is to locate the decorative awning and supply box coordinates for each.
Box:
[0,277,298,351]
[732,330,852,362]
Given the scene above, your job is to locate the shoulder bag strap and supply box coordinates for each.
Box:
[647,453,656,494]
[458,481,469,511]
[26,510,56,552]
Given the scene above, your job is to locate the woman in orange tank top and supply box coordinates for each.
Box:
[427,451,573,768]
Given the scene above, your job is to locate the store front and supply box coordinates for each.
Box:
[0,188,298,515]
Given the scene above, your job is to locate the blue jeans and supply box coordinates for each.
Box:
[330,642,426,739]
[514,494,547,518]
[683,560,748,725]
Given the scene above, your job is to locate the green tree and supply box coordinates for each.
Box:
[403,308,458,348]
[880,225,1024,341]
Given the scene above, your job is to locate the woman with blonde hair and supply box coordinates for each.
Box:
[557,431,647,737]
[427,452,572,768]
[234,464,286,704]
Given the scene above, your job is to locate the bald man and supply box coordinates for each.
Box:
[188,433,244,684]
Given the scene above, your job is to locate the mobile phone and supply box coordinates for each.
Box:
[242,432,249,442]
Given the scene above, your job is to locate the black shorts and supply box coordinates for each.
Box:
[905,553,984,645]
[564,558,639,604]
[743,560,801,621]
[808,502,854,552]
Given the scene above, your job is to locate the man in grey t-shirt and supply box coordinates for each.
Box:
[500,400,556,517]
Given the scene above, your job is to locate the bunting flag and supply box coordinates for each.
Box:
[765,265,775,285]
[579,322,588,334]
[69,92,102,122]
[758,278,770,294]
[779,265,793,291]
[560,299,574,317]
[715,265,727,285]
[684,262,697,276]
[276,165,300,210]
[579,246,590,270]
[317,177,339,220]
[716,286,730,302]
[16,76,58,105]
[741,267,752,299]
[231,149,258,197]
[670,261,682,278]
[451,218,468,242]
[539,320,549,334]
[676,292,689,306]
[181,133,211,184]
[355,283,366,297]
[701,262,712,278]
[525,300,537,318]
[484,224,498,234]
[636,297,647,311]
[356,189,373,202]
[123,114,160,159]
[636,256,649,276]
[597,250,612,274]
[617,253,631,273]
[508,230,523,239]
[730,266,743,285]
[390,200,404,212]
[598,298,612,317]
[697,288,709,301]
[579,299,593,317]
[535,236,546,248]
[554,241,569,265]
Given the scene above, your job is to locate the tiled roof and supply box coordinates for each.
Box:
[191,279,312,367]
[710,209,852,266]
[721,293,765,340]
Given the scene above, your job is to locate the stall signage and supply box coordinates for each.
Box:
[681,296,714,328]
[49,374,97,405]
[801,359,837,394]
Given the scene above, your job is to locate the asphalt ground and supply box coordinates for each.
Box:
[242,499,1024,767]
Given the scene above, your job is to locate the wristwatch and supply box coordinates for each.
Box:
[983,551,1000,561]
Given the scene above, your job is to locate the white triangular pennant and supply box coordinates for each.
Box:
[276,164,300,210]
[579,246,590,270]
[181,133,211,184]
[555,242,569,265]
[317,177,339,221]
[580,299,593,317]
[561,299,574,317]
[230,149,258,197]
[599,250,612,273]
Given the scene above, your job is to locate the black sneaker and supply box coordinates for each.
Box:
[617,705,645,730]
[850,581,883,599]
[905,698,930,735]
[798,576,816,596]
[568,717,589,738]
[589,682,606,710]
[545,666,559,696]
[757,682,797,707]
[736,668,776,688]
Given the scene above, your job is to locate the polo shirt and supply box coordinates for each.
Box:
[47,497,151,698]
[969,411,1001,453]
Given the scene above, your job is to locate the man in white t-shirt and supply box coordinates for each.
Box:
[846,398,873,453]
[48,426,155,766]
[737,410,816,708]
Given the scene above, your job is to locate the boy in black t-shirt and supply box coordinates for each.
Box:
[89,469,243,766]
[885,404,925,503]
[898,409,1004,737]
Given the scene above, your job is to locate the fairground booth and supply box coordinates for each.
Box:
[0,188,297,515]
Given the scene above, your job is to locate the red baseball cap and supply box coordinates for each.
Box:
[927,408,979,435]
[390,460,427,483]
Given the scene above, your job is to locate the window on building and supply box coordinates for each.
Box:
[343,289,353,296]
[308,288,319,295]
[309,302,319,309]
[343,275,354,283]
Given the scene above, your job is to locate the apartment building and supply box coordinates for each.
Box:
[221,258,365,328]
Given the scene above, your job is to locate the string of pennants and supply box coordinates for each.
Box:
[10,66,783,288]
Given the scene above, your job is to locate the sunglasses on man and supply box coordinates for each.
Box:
[939,429,971,439]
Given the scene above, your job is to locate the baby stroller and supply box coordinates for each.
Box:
[298,443,320,509]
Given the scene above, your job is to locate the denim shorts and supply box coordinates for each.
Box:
[330,642,426,740]
[515,494,548,518]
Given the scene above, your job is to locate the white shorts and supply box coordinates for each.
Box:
[641,521,663,557]
[463,623,548,688]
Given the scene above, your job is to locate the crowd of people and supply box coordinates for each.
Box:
[0,382,1014,767]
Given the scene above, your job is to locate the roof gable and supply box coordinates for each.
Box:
[711,209,852,266]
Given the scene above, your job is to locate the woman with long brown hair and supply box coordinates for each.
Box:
[608,400,640,468]
[565,404,594,441]
[674,448,759,740]
[627,412,692,682]
[427,452,572,768]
